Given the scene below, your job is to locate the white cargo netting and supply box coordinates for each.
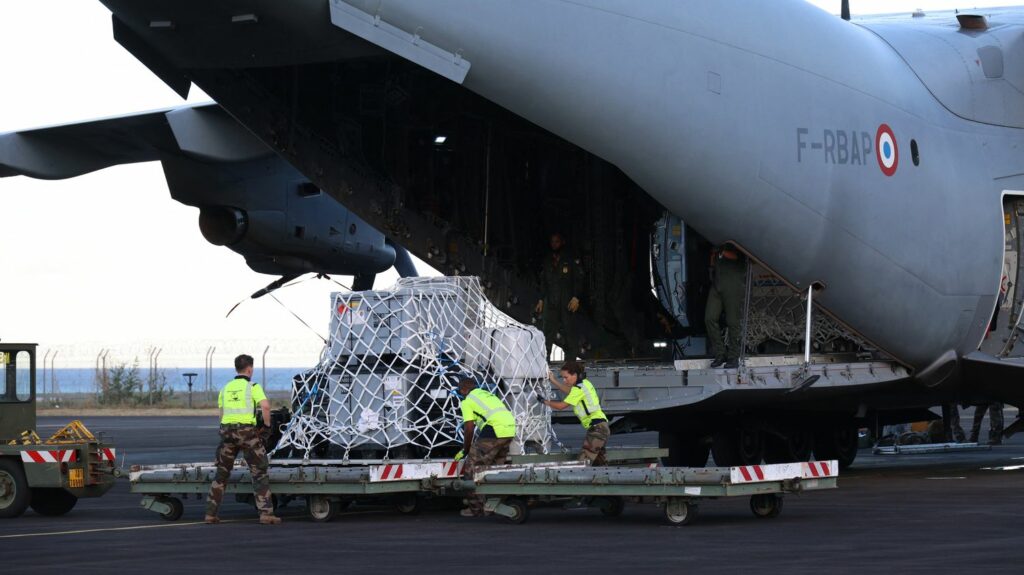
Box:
[273,277,557,460]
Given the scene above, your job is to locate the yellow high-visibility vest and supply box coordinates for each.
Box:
[461,388,516,438]
[218,377,266,425]
[566,379,607,428]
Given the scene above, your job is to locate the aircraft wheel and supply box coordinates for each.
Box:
[750,493,784,519]
[764,429,814,463]
[0,459,30,519]
[663,498,698,526]
[659,431,711,467]
[29,488,78,516]
[813,426,859,469]
[712,428,763,466]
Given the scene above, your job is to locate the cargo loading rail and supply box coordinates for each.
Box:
[130,457,838,526]
[561,354,910,423]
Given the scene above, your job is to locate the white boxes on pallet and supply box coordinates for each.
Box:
[278,277,555,459]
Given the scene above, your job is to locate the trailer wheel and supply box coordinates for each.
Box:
[29,488,78,516]
[157,496,184,521]
[307,495,342,523]
[0,459,31,519]
[750,493,784,519]
[395,493,421,515]
[598,497,625,518]
[502,497,530,525]
[663,498,698,526]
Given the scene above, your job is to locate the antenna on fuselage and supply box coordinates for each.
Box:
[841,0,850,20]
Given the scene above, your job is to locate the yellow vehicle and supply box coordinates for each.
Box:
[0,343,119,518]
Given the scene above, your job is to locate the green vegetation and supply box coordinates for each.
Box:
[98,360,174,406]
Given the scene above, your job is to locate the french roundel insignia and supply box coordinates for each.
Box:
[875,124,898,176]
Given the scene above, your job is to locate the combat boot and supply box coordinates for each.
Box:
[259,514,282,525]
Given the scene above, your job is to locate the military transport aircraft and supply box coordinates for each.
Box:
[4,1,1024,463]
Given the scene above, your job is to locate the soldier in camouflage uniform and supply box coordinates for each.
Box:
[204,354,281,525]
[969,402,1005,445]
[455,378,516,517]
[536,233,585,358]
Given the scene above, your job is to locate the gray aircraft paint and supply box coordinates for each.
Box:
[323,0,1021,376]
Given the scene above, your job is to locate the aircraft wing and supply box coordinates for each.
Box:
[0,103,270,180]
[960,351,1024,403]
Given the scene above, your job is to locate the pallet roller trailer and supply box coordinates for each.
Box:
[130,454,838,526]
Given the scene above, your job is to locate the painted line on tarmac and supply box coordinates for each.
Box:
[0,510,389,539]
[981,464,1024,471]
[0,519,252,539]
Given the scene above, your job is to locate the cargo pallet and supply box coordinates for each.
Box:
[130,452,838,526]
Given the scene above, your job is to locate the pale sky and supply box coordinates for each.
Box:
[0,0,1019,367]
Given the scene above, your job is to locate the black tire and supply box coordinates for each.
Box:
[157,496,184,521]
[395,493,421,515]
[750,493,784,519]
[307,495,342,523]
[763,429,814,464]
[598,497,625,518]
[813,426,859,469]
[502,497,530,525]
[712,428,764,466]
[663,498,698,526]
[0,458,31,519]
[659,431,711,467]
[29,488,78,516]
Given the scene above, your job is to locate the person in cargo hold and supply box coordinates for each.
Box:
[706,245,747,369]
[542,361,610,465]
[535,232,585,358]
[455,377,517,517]
[204,354,281,525]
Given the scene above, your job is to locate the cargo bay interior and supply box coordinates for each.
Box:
[191,57,873,363]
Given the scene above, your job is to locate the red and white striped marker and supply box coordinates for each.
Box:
[736,464,766,482]
[801,460,836,478]
[370,461,465,482]
[20,449,77,463]
[730,461,838,484]
[19,447,116,464]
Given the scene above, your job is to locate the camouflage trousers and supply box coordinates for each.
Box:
[205,425,273,517]
[970,403,1005,442]
[464,437,512,514]
[580,421,610,466]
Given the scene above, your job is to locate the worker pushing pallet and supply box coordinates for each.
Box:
[129,277,839,526]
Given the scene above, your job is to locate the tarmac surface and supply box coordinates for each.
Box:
[2,414,1023,573]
